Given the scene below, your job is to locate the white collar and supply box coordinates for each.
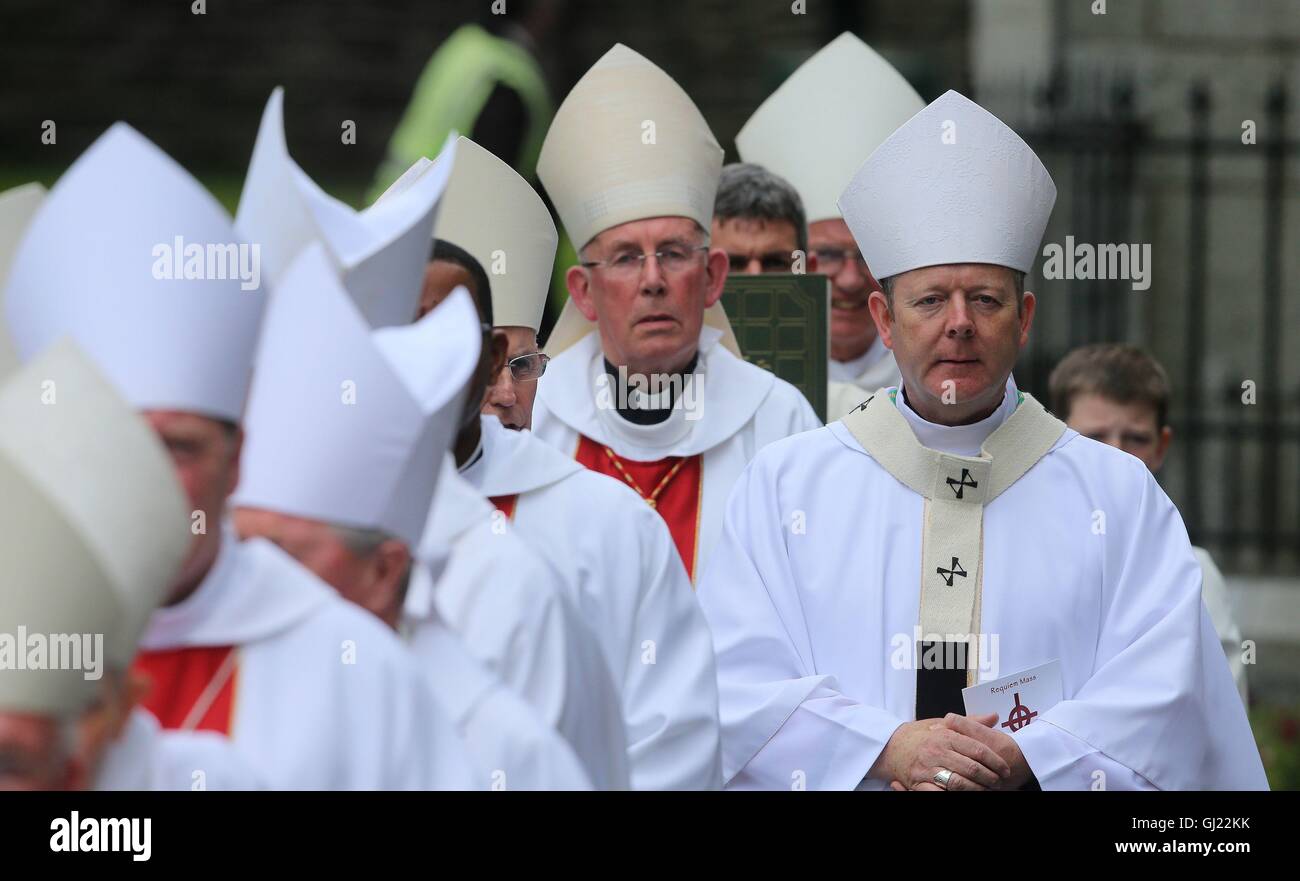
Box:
[139,523,331,648]
[829,335,887,382]
[461,414,582,497]
[592,351,698,453]
[896,376,1019,457]
[537,325,776,460]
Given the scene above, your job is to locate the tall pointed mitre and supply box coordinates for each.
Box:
[0,340,190,714]
[235,87,457,328]
[0,183,45,379]
[735,32,925,223]
[232,243,480,548]
[838,90,1057,280]
[433,136,556,332]
[4,124,267,423]
[537,44,739,357]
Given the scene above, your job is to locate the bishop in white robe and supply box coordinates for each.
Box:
[699,380,1267,790]
[533,46,820,581]
[432,134,722,789]
[697,91,1267,792]
[462,415,723,789]
[412,459,632,790]
[4,123,469,790]
[136,526,471,790]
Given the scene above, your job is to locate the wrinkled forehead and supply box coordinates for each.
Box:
[585,215,705,253]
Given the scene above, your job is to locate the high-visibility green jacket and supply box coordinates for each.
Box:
[370,24,552,201]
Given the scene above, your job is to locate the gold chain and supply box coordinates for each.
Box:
[603,447,686,510]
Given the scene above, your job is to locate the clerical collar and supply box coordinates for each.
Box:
[602,353,700,426]
[829,335,887,383]
[896,377,1019,457]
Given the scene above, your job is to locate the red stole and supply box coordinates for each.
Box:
[133,645,239,735]
[489,494,519,521]
[574,435,704,581]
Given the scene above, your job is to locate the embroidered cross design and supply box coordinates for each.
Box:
[945,468,979,499]
[936,557,967,586]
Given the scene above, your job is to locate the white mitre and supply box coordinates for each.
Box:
[232,243,481,548]
[736,32,924,223]
[0,340,189,713]
[0,183,45,379]
[537,44,739,357]
[235,87,457,328]
[434,136,555,332]
[4,124,267,422]
[838,90,1057,280]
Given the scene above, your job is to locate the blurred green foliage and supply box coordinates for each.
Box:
[1251,704,1300,790]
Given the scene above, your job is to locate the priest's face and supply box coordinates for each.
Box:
[232,508,410,629]
[1064,394,1172,472]
[567,216,729,377]
[0,713,83,790]
[483,326,543,430]
[710,216,803,275]
[809,218,883,364]
[870,263,1035,425]
[143,410,242,604]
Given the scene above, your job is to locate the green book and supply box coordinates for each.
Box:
[721,273,829,423]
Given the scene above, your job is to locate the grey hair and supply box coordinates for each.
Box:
[879,268,1026,314]
[330,524,413,596]
[712,162,808,254]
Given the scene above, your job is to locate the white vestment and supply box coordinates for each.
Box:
[461,415,722,789]
[95,708,269,791]
[698,381,1268,791]
[404,616,593,790]
[138,530,474,790]
[827,337,900,420]
[409,462,631,790]
[532,326,821,578]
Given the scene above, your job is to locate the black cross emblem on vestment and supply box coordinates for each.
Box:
[936,557,967,586]
[945,468,979,499]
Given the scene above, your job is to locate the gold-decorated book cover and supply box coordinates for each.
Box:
[721,273,829,422]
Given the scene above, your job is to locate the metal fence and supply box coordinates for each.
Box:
[1005,72,1298,575]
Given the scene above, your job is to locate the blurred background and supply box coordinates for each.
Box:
[3,0,1297,786]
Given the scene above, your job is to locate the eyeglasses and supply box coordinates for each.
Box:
[580,245,709,278]
[813,247,871,275]
[728,252,796,273]
[506,352,549,382]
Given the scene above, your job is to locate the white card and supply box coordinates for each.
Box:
[962,660,1062,734]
